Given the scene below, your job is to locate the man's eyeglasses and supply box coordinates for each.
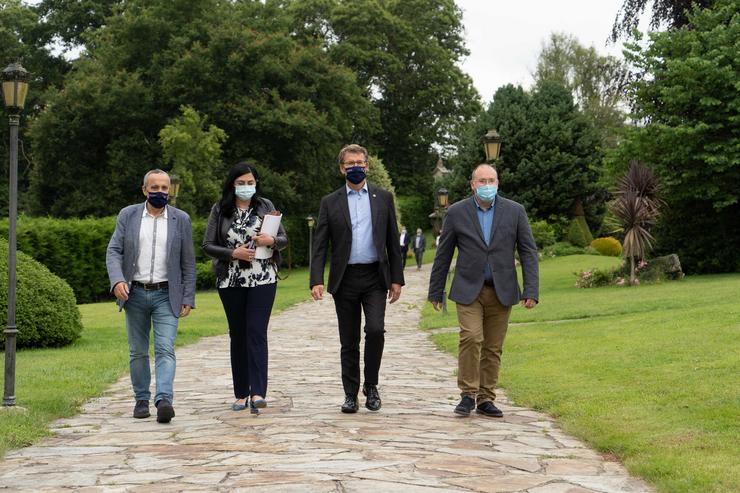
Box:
[342,160,367,167]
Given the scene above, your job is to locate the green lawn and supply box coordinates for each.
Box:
[0,267,312,457]
[423,255,740,493]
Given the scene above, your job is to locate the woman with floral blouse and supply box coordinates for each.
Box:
[203,162,288,413]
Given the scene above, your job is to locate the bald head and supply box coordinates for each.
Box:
[471,164,498,183]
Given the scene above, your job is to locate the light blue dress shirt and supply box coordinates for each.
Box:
[475,198,495,284]
[347,183,378,264]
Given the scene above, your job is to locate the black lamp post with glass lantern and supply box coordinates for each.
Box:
[436,188,449,313]
[2,62,30,407]
[169,174,181,206]
[482,128,502,163]
[306,215,316,272]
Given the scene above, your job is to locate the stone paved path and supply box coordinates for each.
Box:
[0,268,653,492]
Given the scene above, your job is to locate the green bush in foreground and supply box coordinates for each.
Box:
[0,237,82,348]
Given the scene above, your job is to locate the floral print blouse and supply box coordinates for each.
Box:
[217,207,277,288]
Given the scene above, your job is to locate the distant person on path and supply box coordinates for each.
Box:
[399,225,410,269]
[203,162,288,413]
[310,144,405,414]
[428,164,538,418]
[106,169,196,424]
[413,228,426,270]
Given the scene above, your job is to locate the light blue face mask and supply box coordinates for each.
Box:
[475,184,498,202]
[235,185,256,200]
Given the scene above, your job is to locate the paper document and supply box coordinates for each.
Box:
[255,213,282,259]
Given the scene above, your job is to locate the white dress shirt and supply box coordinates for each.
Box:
[133,205,169,283]
[399,232,406,246]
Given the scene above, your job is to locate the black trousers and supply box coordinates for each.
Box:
[333,263,387,396]
[401,247,408,268]
[414,249,424,268]
[218,283,277,399]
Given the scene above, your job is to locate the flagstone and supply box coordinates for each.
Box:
[0,268,652,492]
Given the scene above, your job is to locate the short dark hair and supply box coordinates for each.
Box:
[337,144,368,165]
[219,161,261,216]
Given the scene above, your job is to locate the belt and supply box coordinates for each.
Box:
[483,279,494,287]
[347,262,379,268]
[132,280,169,290]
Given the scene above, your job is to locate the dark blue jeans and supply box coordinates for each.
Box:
[218,283,277,399]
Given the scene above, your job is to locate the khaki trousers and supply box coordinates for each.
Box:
[456,285,512,403]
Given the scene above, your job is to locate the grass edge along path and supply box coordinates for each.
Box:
[422,255,740,493]
[0,267,312,457]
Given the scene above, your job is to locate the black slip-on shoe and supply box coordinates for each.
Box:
[155,400,175,423]
[363,384,382,411]
[133,400,150,419]
[341,394,359,413]
[454,395,476,416]
[476,400,504,418]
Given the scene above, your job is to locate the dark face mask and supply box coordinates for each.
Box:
[345,166,367,185]
[147,191,168,209]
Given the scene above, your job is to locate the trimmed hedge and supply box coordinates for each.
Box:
[0,237,83,348]
[0,214,307,302]
[0,216,116,304]
[566,216,594,247]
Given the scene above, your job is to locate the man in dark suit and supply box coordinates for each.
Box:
[412,228,426,270]
[310,144,405,413]
[399,226,410,269]
[428,164,538,418]
[107,169,196,423]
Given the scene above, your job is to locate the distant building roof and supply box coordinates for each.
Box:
[432,157,451,180]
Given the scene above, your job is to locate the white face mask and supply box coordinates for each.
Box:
[235,185,256,200]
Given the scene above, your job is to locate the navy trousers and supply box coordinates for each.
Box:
[218,282,277,399]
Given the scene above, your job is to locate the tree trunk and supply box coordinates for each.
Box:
[630,256,636,285]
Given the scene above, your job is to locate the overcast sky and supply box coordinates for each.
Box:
[455,0,629,101]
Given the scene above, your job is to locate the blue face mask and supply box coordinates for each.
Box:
[235,185,256,200]
[475,184,498,202]
[345,166,367,185]
[147,191,168,209]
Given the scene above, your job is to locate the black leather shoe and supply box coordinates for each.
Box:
[454,395,476,416]
[133,400,150,419]
[476,401,504,418]
[341,394,359,413]
[363,384,381,411]
[155,400,175,423]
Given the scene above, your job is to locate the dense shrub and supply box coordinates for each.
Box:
[542,241,587,258]
[0,237,83,348]
[591,237,622,257]
[0,216,115,303]
[397,195,432,232]
[566,216,593,247]
[530,220,556,249]
[196,261,216,291]
[574,265,621,288]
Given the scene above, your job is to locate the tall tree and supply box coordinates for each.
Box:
[446,82,605,226]
[610,0,716,41]
[534,33,629,146]
[28,0,379,217]
[287,0,480,192]
[607,0,739,273]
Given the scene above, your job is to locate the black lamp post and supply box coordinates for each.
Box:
[2,62,30,407]
[169,174,181,206]
[436,188,449,313]
[306,215,316,271]
[482,128,502,163]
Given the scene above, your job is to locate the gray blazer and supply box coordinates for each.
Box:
[106,203,197,317]
[428,196,538,307]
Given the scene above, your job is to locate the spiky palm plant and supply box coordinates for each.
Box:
[609,161,664,284]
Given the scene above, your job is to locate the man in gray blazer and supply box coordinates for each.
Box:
[106,169,196,423]
[428,164,538,418]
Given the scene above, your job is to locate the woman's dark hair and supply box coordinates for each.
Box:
[219,161,261,216]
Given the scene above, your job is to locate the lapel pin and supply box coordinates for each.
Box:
[373,194,377,198]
